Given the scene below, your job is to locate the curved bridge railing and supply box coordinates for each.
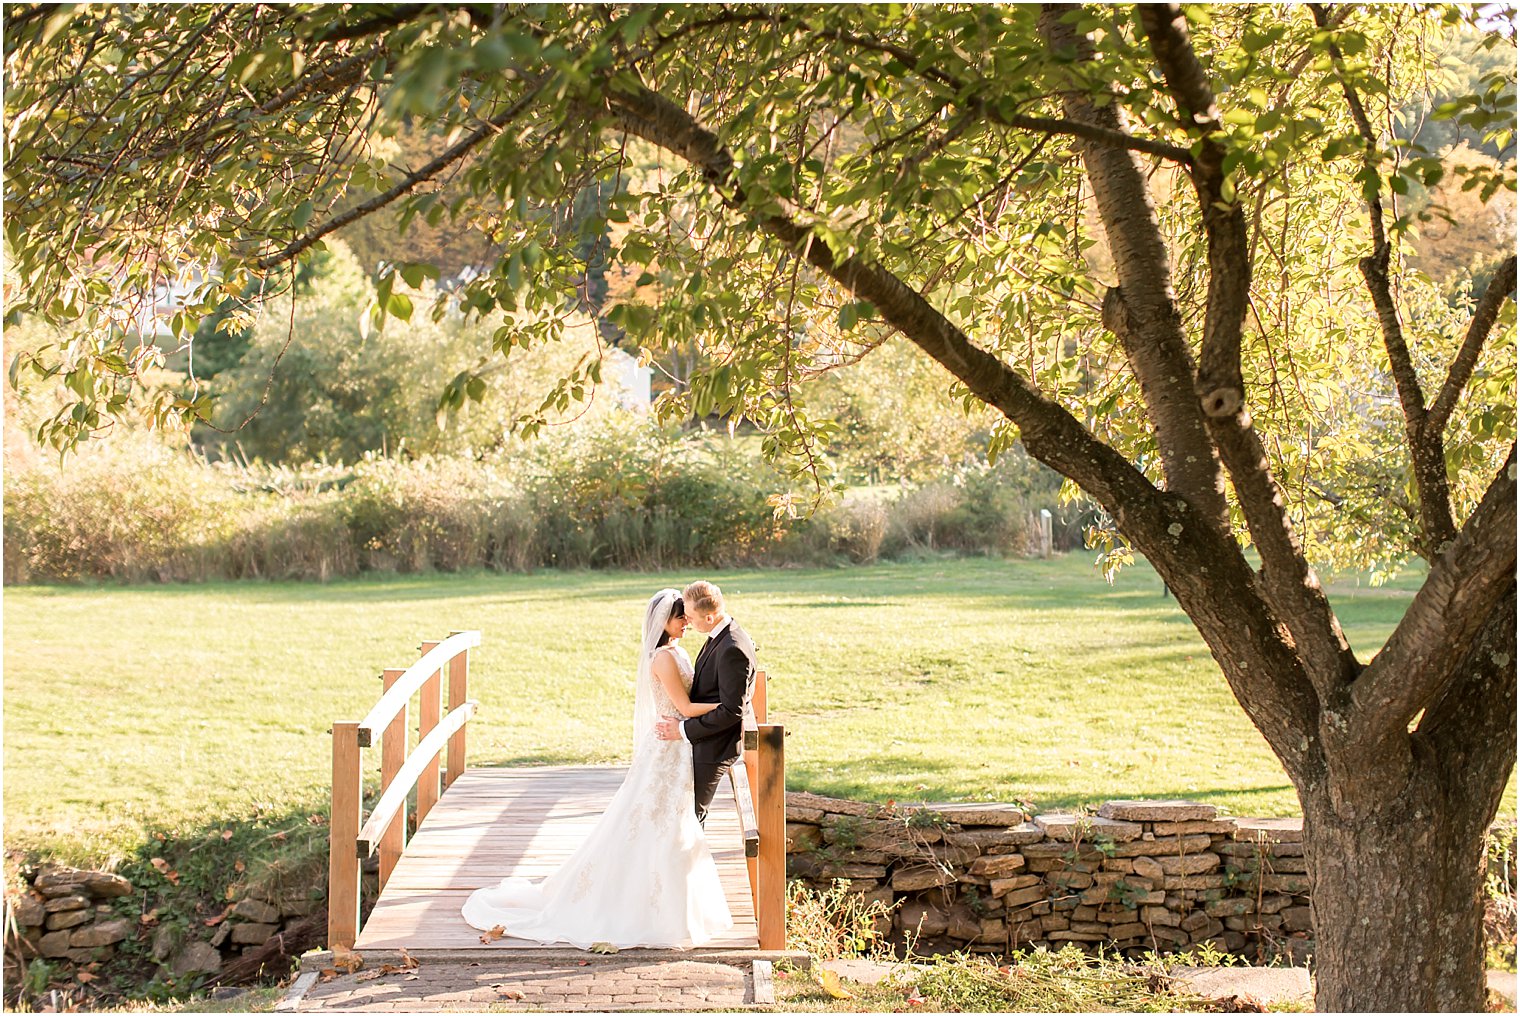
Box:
[328,630,480,951]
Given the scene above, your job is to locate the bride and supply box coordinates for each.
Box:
[460,589,734,948]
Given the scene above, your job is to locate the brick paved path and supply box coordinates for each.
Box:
[289,956,756,1012]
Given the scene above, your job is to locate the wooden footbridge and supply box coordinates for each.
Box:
[326,632,787,960]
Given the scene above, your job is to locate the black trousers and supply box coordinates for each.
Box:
[693,757,738,825]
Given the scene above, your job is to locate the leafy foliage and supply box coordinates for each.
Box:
[4,4,1512,574]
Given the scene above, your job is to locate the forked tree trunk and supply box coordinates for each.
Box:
[1303,591,1517,1012]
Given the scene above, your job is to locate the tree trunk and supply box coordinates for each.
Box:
[1304,764,1498,1011]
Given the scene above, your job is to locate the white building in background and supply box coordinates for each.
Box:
[604,346,652,411]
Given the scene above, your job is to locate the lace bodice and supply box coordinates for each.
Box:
[650,644,695,718]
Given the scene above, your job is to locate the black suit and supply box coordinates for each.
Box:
[681,619,757,823]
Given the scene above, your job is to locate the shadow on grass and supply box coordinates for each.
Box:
[784,749,1298,814]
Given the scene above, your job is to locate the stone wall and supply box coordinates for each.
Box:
[785,793,1313,962]
[7,862,331,982]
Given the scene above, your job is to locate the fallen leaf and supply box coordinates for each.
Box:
[75,971,95,984]
[404,974,419,981]
[272,832,287,842]
[498,989,525,1000]
[153,832,167,842]
[307,814,327,826]
[479,924,506,944]
[221,829,233,841]
[203,909,228,928]
[398,947,420,969]
[318,968,340,983]
[588,942,618,954]
[148,858,181,885]
[225,886,238,901]
[577,960,590,966]
[331,945,363,974]
[818,969,854,1000]
[139,908,160,926]
[233,859,246,874]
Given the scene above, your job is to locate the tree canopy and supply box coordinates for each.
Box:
[5,5,1516,1009]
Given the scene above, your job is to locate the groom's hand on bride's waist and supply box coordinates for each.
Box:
[654,718,684,742]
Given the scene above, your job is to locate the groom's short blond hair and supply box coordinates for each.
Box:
[683,580,723,614]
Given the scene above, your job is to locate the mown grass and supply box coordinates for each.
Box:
[5,554,1506,865]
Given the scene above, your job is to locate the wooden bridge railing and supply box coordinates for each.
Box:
[738,670,786,950]
[329,630,480,951]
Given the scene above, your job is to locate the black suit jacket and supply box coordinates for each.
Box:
[681,619,757,765]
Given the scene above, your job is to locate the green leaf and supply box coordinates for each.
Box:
[387,292,413,322]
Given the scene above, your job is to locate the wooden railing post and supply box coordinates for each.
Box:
[377,669,408,890]
[416,641,442,826]
[756,722,786,950]
[445,633,469,789]
[328,721,362,951]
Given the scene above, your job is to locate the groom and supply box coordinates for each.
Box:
[654,580,757,824]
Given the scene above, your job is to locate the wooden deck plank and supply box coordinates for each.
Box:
[353,766,758,954]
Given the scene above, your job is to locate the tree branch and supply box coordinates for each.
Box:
[1039,4,1229,532]
[1137,3,1359,695]
[1310,2,1456,552]
[801,21,1195,166]
[252,73,551,272]
[311,3,443,44]
[601,72,1323,773]
[1350,445,1517,742]
[1427,254,1517,439]
[1417,583,1518,841]
[1137,4,1247,402]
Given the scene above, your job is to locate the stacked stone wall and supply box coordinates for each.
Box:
[786,794,1313,962]
[7,862,333,982]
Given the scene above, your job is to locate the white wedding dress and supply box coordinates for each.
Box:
[460,636,734,949]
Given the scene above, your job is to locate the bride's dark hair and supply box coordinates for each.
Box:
[655,597,685,648]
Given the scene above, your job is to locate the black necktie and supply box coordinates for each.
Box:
[695,630,718,675]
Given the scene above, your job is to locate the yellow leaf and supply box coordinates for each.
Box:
[479,924,506,944]
[818,969,854,999]
[589,942,619,954]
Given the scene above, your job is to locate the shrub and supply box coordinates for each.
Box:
[4,419,1074,584]
[818,496,890,564]
[3,436,241,583]
[340,457,528,573]
[785,879,897,962]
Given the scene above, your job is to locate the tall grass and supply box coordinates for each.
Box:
[5,424,1075,585]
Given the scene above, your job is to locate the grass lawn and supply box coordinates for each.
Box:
[4,554,1509,865]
